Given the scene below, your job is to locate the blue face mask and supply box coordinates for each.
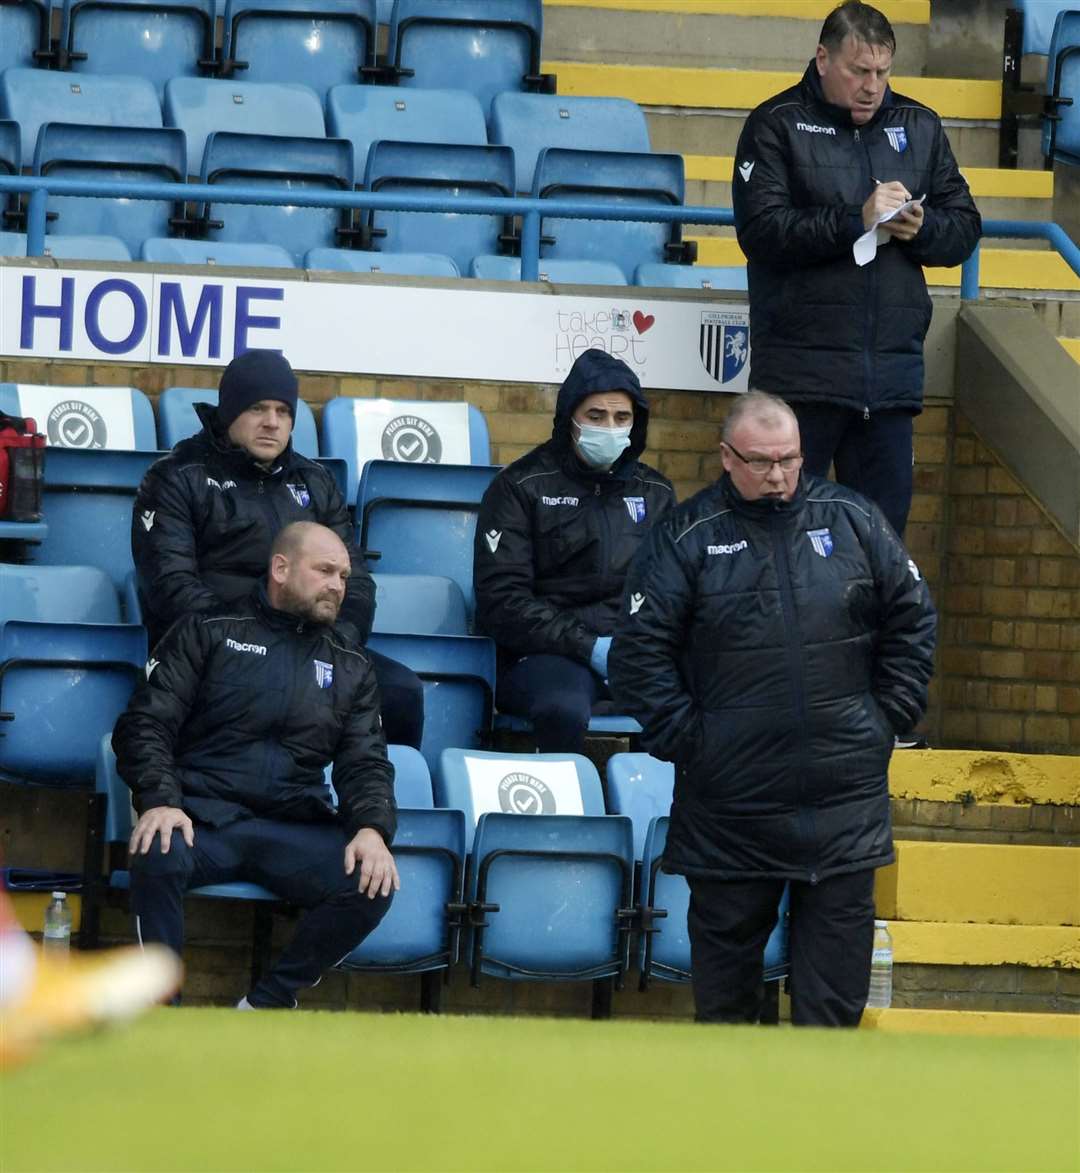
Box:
[574,421,633,469]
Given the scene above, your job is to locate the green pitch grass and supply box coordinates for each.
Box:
[3,1009,1077,1172]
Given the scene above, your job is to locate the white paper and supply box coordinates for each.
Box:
[853,194,926,267]
[462,754,586,820]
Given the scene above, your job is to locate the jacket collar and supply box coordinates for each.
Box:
[799,59,894,132]
[720,472,808,523]
[252,581,335,636]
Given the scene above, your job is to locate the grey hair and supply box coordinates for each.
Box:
[722,391,799,444]
[819,1,896,55]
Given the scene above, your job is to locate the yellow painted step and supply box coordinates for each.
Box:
[874,842,1080,927]
[545,0,930,20]
[861,1007,1080,1039]
[890,921,1080,968]
[888,749,1080,807]
[1059,336,1080,364]
[684,156,1054,199]
[546,61,1001,120]
[689,236,1080,291]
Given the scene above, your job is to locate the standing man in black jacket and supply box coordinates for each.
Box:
[114,522,398,1009]
[474,348,674,753]
[609,392,935,1027]
[732,1,980,541]
[131,349,422,749]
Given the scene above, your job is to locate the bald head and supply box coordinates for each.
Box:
[268,522,350,625]
[722,390,799,445]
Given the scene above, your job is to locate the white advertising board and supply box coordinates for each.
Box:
[0,267,750,393]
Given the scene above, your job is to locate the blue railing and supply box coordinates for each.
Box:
[2,177,1079,296]
[0,175,733,281]
[961,219,1080,299]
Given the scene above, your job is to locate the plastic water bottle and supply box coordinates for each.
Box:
[42,891,72,958]
[866,918,893,1008]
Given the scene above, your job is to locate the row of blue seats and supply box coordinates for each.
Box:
[0,75,699,274]
[1,0,542,113]
[89,737,789,999]
[0,229,747,291]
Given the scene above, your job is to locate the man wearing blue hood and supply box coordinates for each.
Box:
[474,349,674,753]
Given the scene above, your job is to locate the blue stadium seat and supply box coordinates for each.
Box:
[0,232,134,261]
[0,0,53,72]
[1019,0,1079,54]
[470,255,628,285]
[366,632,496,774]
[494,711,641,739]
[375,0,391,24]
[385,742,433,807]
[0,120,19,235]
[197,131,355,265]
[385,0,547,122]
[156,386,320,456]
[141,237,296,268]
[0,69,164,163]
[322,397,492,505]
[326,84,487,182]
[437,749,633,991]
[2,382,159,588]
[534,147,690,282]
[122,569,142,624]
[635,262,748,291]
[1043,8,1080,163]
[606,753,790,994]
[362,141,516,275]
[371,573,469,636]
[304,248,460,277]
[491,93,651,194]
[33,124,187,254]
[58,0,218,98]
[355,460,500,623]
[334,805,467,1003]
[0,576,146,784]
[221,0,378,101]
[163,77,326,175]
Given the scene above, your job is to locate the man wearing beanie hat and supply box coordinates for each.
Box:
[132,349,423,749]
[473,348,675,753]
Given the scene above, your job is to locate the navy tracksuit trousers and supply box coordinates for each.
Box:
[130,816,392,1007]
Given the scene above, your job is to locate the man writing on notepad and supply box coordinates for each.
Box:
[732,1,980,548]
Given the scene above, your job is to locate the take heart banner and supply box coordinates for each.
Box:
[0,266,751,394]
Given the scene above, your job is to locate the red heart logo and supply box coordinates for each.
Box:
[632,310,655,334]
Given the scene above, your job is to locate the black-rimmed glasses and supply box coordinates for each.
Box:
[723,441,803,475]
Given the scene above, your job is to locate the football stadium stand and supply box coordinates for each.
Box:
[0,0,1077,1035]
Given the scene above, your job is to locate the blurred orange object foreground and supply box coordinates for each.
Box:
[1,944,182,1068]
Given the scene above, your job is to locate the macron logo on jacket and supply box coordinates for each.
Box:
[225,638,267,656]
[795,121,836,135]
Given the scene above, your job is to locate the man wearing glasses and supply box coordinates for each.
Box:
[609,391,936,1027]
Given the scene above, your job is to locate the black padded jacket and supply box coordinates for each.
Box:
[609,473,936,882]
[732,62,981,413]
[131,403,375,650]
[474,349,675,666]
[112,586,396,844]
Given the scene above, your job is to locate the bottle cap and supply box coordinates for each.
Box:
[51,891,66,901]
[874,918,888,928]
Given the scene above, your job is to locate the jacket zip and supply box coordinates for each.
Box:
[771,518,818,883]
[856,127,876,417]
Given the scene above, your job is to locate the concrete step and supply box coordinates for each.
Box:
[887,749,1079,807]
[1059,337,1080,363]
[547,61,1005,168]
[875,841,1080,927]
[543,0,930,72]
[890,920,1079,969]
[683,155,1054,227]
[686,236,1080,292]
[861,1006,1079,1037]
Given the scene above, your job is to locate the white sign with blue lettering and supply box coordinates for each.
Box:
[0,265,750,394]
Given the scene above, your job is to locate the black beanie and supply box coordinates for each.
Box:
[217,350,299,429]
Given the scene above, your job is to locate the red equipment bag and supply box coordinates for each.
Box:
[0,411,46,523]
